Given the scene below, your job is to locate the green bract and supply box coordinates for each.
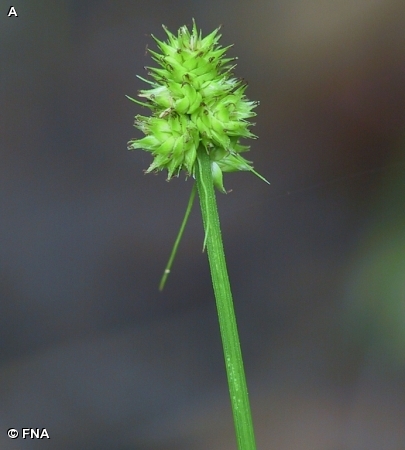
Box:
[128,19,264,192]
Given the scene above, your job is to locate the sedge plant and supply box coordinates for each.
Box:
[128,19,268,450]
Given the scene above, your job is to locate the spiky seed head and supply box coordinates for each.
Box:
[128,19,262,192]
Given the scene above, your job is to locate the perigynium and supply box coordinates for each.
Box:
[127,19,267,192]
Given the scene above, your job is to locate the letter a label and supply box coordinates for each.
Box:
[8,6,18,17]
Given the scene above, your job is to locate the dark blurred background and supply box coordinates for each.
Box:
[1,1,405,449]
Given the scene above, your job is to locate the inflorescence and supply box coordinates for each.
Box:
[128,19,261,192]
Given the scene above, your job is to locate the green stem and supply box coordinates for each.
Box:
[196,147,257,450]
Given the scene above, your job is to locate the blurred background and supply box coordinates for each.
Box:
[1,1,405,448]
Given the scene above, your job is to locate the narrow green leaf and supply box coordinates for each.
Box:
[159,183,197,291]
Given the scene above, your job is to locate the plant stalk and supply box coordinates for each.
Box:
[196,147,257,450]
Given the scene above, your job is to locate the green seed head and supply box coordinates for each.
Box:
[128,19,263,192]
